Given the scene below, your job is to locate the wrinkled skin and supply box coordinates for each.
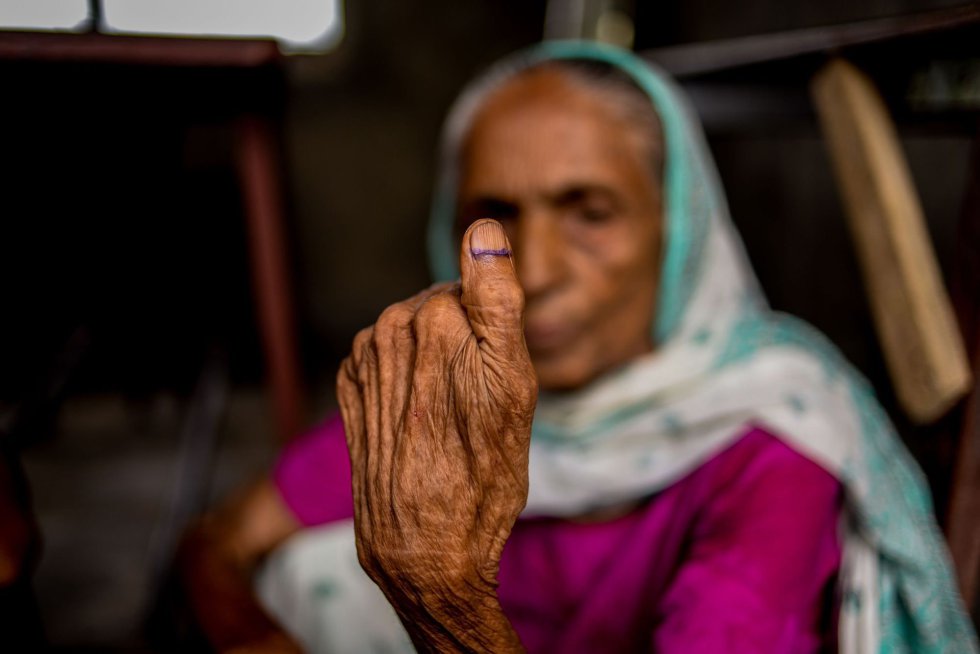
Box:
[337,219,537,653]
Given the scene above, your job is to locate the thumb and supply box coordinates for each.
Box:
[459,219,526,355]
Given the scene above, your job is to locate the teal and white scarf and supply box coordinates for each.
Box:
[259,41,977,654]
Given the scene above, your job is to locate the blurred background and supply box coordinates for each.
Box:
[0,0,977,650]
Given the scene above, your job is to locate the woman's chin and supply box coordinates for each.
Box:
[531,355,596,393]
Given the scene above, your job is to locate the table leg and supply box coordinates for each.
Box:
[235,113,305,441]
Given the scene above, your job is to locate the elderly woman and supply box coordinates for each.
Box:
[179,42,977,653]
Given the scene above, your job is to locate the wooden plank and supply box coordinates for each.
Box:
[0,31,280,67]
[811,58,972,424]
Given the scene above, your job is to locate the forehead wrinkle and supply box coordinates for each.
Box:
[478,69,653,152]
[463,108,647,202]
[459,68,659,206]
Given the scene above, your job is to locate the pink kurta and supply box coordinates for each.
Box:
[274,414,842,652]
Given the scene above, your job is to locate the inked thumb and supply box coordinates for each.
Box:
[459,219,526,356]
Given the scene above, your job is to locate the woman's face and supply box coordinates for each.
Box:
[458,68,663,391]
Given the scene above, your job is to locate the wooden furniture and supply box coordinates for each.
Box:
[0,31,307,441]
[811,58,972,424]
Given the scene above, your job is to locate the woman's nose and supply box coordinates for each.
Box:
[513,212,566,299]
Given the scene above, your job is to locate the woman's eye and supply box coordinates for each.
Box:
[576,206,613,224]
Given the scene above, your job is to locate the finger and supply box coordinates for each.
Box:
[336,357,364,461]
[339,327,372,465]
[373,282,458,377]
[405,292,473,491]
[371,283,456,468]
[373,303,417,430]
[336,356,370,542]
[348,327,378,534]
[343,286,453,555]
[458,219,526,361]
[411,290,472,390]
[351,326,388,541]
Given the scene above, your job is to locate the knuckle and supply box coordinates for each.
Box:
[337,356,356,384]
[499,361,537,415]
[516,381,538,413]
[414,292,461,329]
[352,325,373,348]
[425,280,458,296]
[497,283,525,313]
[354,326,377,365]
[337,374,352,399]
[351,326,374,359]
[375,303,413,335]
[516,368,538,401]
[470,281,525,327]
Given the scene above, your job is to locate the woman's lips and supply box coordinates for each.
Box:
[524,319,575,352]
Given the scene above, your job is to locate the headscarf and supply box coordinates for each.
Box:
[427,40,977,654]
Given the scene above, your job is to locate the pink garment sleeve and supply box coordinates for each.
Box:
[272,411,354,526]
[653,433,842,653]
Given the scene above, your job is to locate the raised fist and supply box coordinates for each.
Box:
[337,219,537,652]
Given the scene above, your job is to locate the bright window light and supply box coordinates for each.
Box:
[102,0,344,53]
[0,0,89,31]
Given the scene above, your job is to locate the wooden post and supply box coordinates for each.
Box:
[811,58,972,424]
[236,114,306,440]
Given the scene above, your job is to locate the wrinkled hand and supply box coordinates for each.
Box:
[337,220,537,653]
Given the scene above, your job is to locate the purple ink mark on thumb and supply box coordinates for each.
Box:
[471,248,512,258]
